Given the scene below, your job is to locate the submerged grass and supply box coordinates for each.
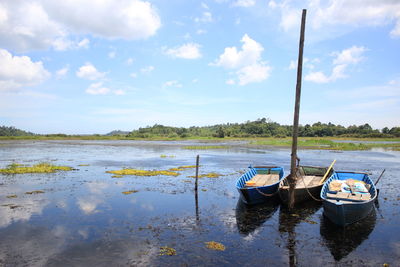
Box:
[122,190,139,195]
[250,138,400,151]
[106,169,180,177]
[0,162,73,174]
[159,246,176,256]
[205,241,225,251]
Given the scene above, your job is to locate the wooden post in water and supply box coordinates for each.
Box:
[195,155,200,222]
[288,9,307,209]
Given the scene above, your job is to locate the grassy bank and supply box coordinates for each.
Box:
[1,136,400,151]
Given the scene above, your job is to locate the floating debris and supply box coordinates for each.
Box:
[205,241,225,251]
[0,162,73,174]
[122,190,139,195]
[6,195,17,198]
[25,190,45,194]
[107,169,180,177]
[159,246,176,256]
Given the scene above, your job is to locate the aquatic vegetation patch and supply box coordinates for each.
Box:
[188,172,222,178]
[182,145,228,150]
[159,246,176,256]
[122,190,139,195]
[1,204,22,209]
[169,165,197,171]
[0,162,73,174]
[160,154,175,158]
[6,195,17,198]
[78,164,90,166]
[205,241,225,251]
[107,169,180,177]
[112,175,124,178]
[25,190,45,194]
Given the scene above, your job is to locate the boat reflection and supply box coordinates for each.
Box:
[235,196,279,236]
[320,207,377,261]
[278,201,322,267]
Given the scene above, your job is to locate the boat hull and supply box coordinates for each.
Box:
[321,171,377,226]
[236,166,284,205]
[279,182,322,205]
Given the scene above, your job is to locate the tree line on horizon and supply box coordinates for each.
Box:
[1,119,400,138]
[127,118,400,138]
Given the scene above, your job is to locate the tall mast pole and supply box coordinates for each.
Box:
[288,9,307,209]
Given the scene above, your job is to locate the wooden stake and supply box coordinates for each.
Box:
[288,9,307,209]
[195,154,199,193]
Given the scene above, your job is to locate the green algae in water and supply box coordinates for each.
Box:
[6,195,17,198]
[160,154,175,158]
[0,162,73,174]
[112,175,124,178]
[159,246,176,256]
[122,190,139,195]
[78,164,90,166]
[107,169,180,177]
[205,241,225,251]
[169,165,197,171]
[188,172,222,178]
[25,190,45,194]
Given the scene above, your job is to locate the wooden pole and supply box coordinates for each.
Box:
[288,9,307,209]
[195,154,199,193]
[195,155,200,222]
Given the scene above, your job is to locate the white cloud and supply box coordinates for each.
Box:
[237,63,271,85]
[77,38,90,49]
[212,34,263,69]
[76,62,106,80]
[305,46,367,83]
[140,65,155,74]
[226,79,235,85]
[164,43,202,59]
[126,58,134,65]
[0,48,50,90]
[233,0,256,7]
[288,60,296,70]
[130,72,137,78]
[85,82,124,95]
[85,82,110,95]
[163,80,182,88]
[212,34,271,85]
[195,12,213,23]
[0,0,161,52]
[56,65,69,78]
[274,0,400,38]
[108,51,116,59]
[196,29,207,35]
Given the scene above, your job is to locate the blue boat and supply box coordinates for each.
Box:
[320,171,377,226]
[236,166,284,205]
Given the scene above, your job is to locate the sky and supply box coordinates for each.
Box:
[0,0,399,134]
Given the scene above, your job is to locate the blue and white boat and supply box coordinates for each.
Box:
[236,166,284,205]
[320,171,377,226]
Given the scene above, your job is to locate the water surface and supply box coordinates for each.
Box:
[0,140,399,266]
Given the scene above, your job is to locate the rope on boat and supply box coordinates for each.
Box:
[255,187,279,197]
[297,173,323,202]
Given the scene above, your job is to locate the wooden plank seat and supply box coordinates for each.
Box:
[295,175,321,188]
[326,192,371,202]
[245,174,279,187]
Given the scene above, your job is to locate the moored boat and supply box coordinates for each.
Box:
[279,165,334,205]
[236,166,284,205]
[320,171,377,226]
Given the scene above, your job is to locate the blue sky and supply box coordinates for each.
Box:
[0,0,399,134]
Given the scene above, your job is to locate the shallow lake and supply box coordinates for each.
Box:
[0,140,399,266]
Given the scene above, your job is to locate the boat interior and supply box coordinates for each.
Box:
[245,174,280,187]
